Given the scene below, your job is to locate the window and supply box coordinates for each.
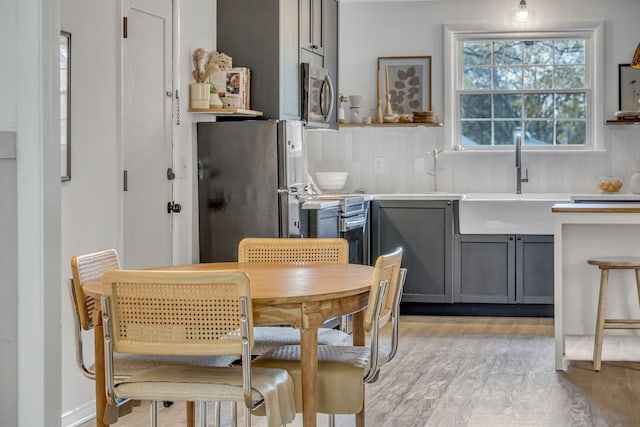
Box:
[445,24,603,150]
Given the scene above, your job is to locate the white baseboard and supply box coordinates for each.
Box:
[61,400,95,427]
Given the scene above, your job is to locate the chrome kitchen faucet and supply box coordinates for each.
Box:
[515,133,529,194]
[427,149,443,192]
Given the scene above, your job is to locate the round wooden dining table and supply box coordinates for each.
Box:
[84,261,375,427]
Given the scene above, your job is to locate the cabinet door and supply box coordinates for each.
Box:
[300,0,324,55]
[323,0,338,129]
[456,235,516,303]
[304,207,339,238]
[371,200,454,303]
[516,235,554,304]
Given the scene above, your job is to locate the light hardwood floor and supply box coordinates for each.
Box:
[81,316,640,427]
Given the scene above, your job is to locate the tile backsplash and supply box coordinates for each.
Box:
[306,126,640,195]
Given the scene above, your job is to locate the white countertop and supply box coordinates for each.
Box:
[302,192,640,210]
[302,199,340,210]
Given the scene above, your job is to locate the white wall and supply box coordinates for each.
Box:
[0,1,18,423]
[307,0,640,195]
[59,1,121,423]
[59,0,216,424]
[4,0,63,425]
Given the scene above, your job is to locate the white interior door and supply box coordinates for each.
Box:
[122,0,174,268]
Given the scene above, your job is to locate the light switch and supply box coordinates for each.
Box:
[374,157,385,174]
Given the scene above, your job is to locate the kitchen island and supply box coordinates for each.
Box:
[552,203,640,370]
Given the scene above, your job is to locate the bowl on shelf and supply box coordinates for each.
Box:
[315,172,349,191]
[599,176,623,193]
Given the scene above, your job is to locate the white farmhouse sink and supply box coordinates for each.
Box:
[459,193,572,234]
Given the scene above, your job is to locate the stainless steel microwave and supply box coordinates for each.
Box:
[302,62,335,129]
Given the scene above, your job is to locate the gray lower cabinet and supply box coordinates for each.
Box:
[371,200,454,303]
[303,206,339,238]
[455,234,554,304]
[516,235,555,304]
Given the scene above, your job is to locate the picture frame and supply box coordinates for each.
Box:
[377,56,432,114]
[60,31,71,181]
[618,63,640,111]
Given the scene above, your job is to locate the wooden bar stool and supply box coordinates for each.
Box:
[587,256,640,371]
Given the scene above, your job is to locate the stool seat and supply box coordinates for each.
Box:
[587,257,640,371]
[588,257,640,268]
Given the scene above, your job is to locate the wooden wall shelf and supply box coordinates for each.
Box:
[605,119,640,125]
[187,108,263,117]
[339,122,443,128]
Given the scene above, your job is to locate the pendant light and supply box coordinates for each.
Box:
[632,42,640,69]
[515,0,529,22]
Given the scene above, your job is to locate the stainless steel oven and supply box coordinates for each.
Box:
[311,195,369,333]
[337,196,369,265]
[306,195,370,264]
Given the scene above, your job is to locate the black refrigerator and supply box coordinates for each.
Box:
[197,120,307,262]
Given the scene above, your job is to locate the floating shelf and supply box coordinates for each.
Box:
[339,122,443,128]
[605,119,640,125]
[187,108,263,117]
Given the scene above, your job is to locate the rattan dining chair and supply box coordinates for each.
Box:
[237,238,353,354]
[101,269,296,427]
[252,247,406,427]
[69,249,237,425]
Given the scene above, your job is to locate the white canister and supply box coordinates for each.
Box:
[631,172,640,194]
[350,107,362,124]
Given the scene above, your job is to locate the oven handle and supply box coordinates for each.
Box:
[341,216,367,232]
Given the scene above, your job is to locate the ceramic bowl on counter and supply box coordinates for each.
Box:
[315,172,348,191]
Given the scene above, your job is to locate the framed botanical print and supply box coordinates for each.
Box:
[377,56,432,114]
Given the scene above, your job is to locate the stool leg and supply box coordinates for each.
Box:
[635,269,640,307]
[593,268,609,371]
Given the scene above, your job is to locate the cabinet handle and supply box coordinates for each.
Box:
[509,236,514,240]
[517,236,522,240]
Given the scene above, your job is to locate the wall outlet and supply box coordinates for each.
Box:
[374,157,385,174]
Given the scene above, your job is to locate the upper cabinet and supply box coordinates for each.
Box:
[217,0,338,128]
[300,0,338,129]
[217,0,301,120]
[300,0,325,56]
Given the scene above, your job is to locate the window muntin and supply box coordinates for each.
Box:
[459,38,589,147]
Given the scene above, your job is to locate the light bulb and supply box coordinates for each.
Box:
[516,0,529,22]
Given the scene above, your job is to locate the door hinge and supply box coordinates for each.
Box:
[123,16,128,38]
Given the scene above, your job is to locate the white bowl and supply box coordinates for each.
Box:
[315,172,348,191]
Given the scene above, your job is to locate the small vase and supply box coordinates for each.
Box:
[209,92,223,108]
[190,83,210,109]
[338,106,346,124]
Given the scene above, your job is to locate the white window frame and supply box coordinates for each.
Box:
[444,22,604,151]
